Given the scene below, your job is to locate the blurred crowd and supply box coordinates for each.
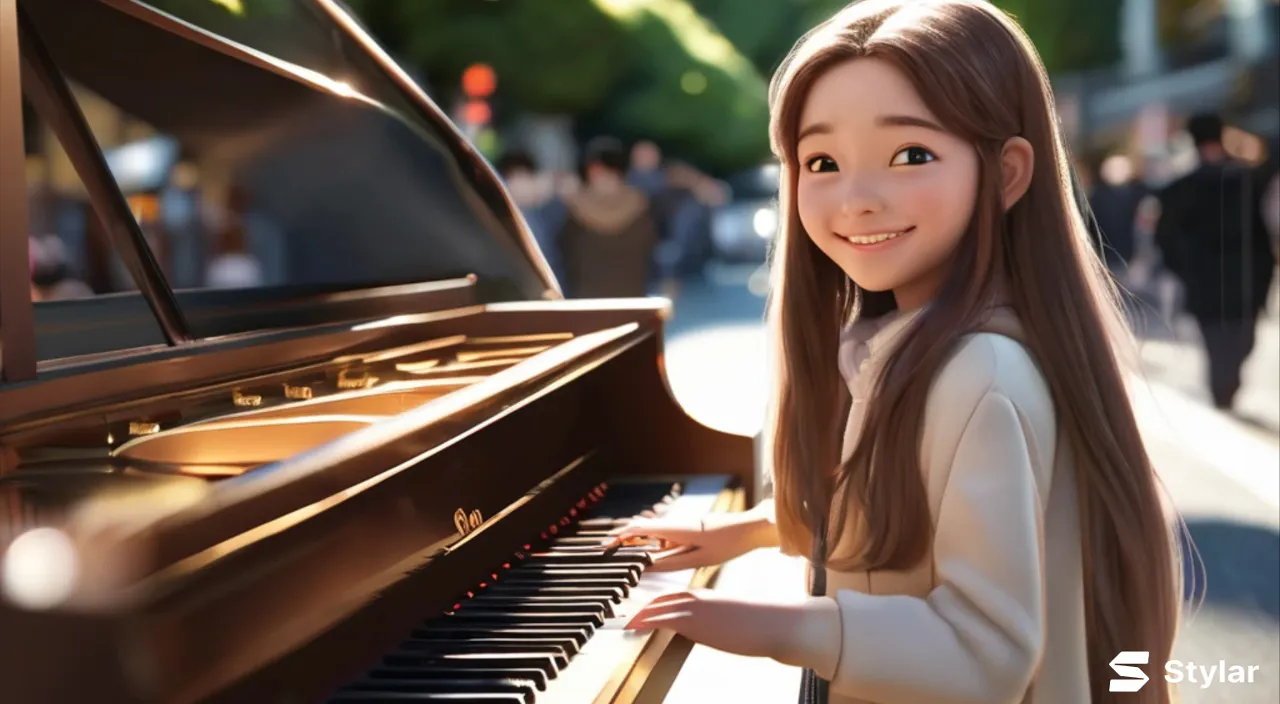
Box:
[497,137,728,301]
[1084,112,1279,412]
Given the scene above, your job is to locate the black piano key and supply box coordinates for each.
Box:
[496,576,632,593]
[545,540,614,552]
[342,677,536,703]
[438,611,597,637]
[515,562,642,583]
[329,693,527,703]
[449,607,605,629]
[409,626,588,651]
[556,529,615,538]
[573,517,628,529]
[364,666,549,691]
[510,559,642,574]
[528,548,654,567]
[397,638,570,665]
[482,584,624,603]
[539,544,654,559]
[503,565,640,586]
[406,636,578,662]
[382,652,561,679]
[464,596,614,618]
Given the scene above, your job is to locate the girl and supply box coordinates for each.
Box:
[612,1,1185,702]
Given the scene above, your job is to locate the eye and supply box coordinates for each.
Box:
[890,146,936,166]
[804,155,838,173]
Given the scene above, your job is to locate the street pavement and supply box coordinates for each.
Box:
[658,264,1280,702]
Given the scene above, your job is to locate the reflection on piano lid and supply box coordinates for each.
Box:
[0,1,762,703]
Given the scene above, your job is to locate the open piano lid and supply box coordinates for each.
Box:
[0,4,762,702]
[4,0,558,371]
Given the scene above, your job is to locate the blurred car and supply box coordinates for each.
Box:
[710,163,780,262]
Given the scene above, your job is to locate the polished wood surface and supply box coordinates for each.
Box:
[0,0,36,381]
[1,302,758,704]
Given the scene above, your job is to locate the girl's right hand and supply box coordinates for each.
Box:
[604,511,774,572]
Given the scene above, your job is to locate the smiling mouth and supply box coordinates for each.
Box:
[841,226,914,245]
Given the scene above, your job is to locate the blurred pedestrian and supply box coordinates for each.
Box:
[497,149,564,283]
[1089,154,1151,281]
[29,235,92,301]
[558,137,657,298]
[1154,113,1276,410]
[627,140,728,296]
[1259,139,1279,255]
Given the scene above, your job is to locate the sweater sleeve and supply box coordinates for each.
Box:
[772,390,1048,704]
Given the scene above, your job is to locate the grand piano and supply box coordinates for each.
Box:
[0,1,763,702]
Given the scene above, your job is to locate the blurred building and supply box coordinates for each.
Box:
[1057,0,1278,174]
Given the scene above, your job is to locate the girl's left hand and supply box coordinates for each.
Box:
[623,589,791,659]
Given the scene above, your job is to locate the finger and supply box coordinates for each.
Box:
[644,590,697,606]
[605,523,703,543]
[624,596,698,629]
[619,590,694,622]
[626,609,695,631]
[599,533,690,553]
[646,547,708,572]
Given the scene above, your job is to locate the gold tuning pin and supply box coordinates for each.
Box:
[128,422,160,436]
[337,369,378,390]
[232,389,263,407]
[283,383,313,400]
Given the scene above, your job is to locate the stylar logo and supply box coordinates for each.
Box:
[1110,651,1151,692]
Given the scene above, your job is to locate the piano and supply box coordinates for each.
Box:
[0,1,761,702]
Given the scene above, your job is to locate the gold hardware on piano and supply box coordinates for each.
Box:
[127,422,159,436]
[232,389,263,407]
[337,368,378,389]
[282,383,313,400]
[453,507,484,536]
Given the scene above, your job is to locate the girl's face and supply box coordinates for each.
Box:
[795,58,979,309]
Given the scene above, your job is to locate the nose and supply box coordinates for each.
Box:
[838,176,886,218]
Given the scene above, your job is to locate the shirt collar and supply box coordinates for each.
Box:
[836,307,923,389]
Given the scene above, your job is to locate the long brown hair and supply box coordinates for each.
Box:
[765,1,1183,700]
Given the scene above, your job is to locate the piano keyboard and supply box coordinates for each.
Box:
[327,476,728,704]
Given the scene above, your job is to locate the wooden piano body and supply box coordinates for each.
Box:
[0,1,772,702]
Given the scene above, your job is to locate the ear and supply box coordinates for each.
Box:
[999,136,1035,210]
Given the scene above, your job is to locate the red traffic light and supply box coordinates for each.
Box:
[462,100,491,125]
[462,63,496,98]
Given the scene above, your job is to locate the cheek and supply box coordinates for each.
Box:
[902,167,976,237]
[796,180,830,241]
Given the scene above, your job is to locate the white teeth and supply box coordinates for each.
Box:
[845,229,908,245]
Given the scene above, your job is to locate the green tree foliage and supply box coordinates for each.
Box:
[997,0,1122,73]
[592,0,772,171]
[696,0,1123,77]
[345,0,629,115]
[688,0,811,77]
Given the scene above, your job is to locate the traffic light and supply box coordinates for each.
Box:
[460,63,495,129]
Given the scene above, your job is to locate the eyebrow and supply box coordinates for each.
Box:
[876,114,947,132]
[797,114,947,142]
